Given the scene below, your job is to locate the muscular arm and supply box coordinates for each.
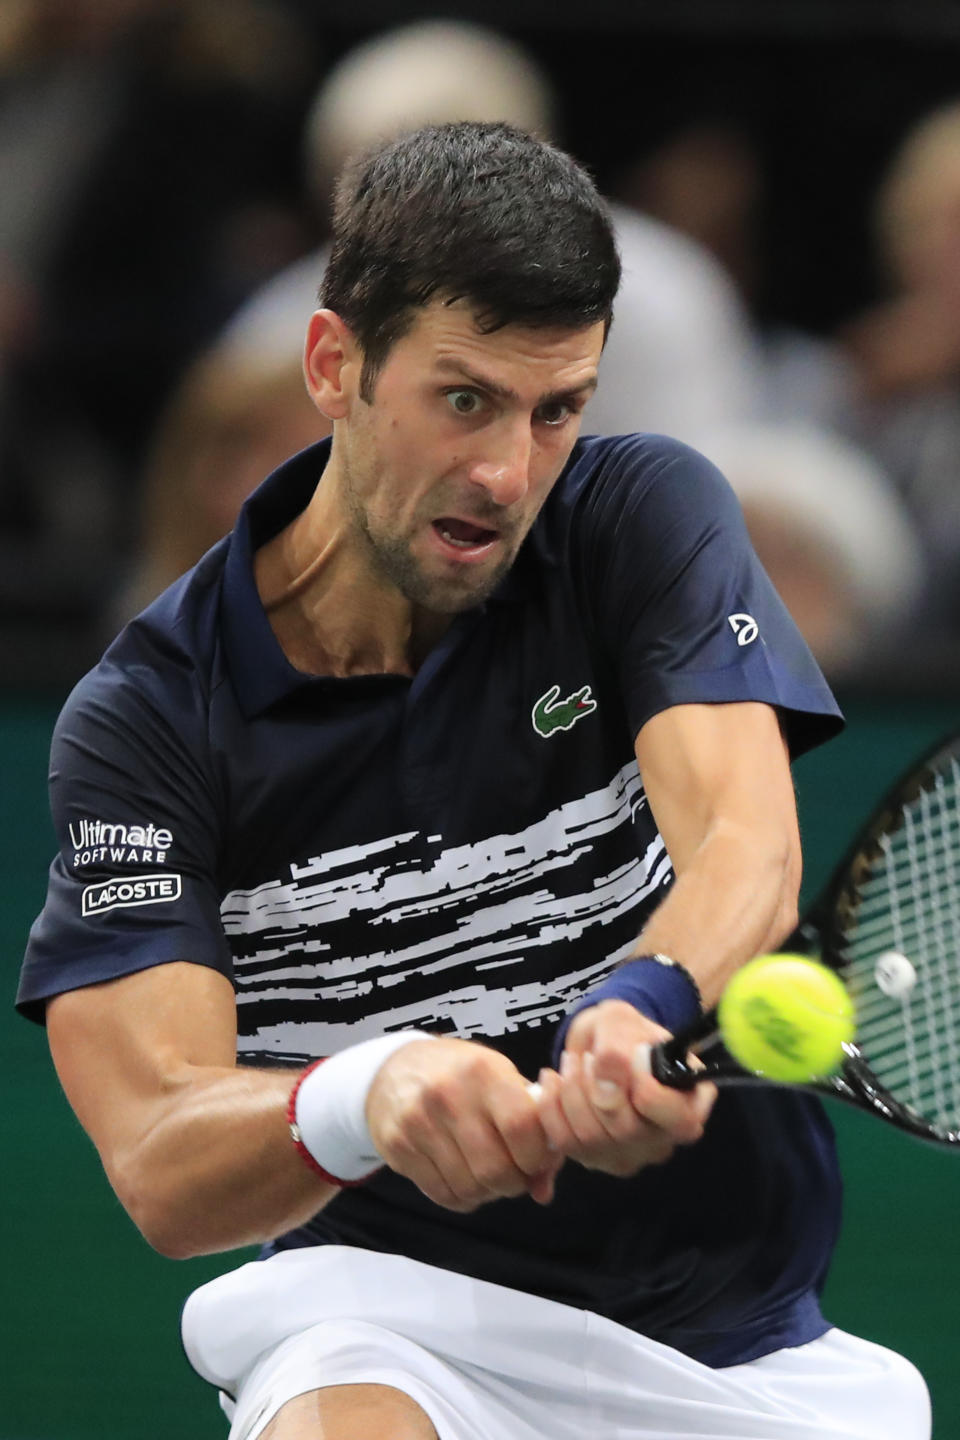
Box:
[47,962,558,1260]
[47,963,336,1259]
[630,699,801,1002]
[537,700,801,1169]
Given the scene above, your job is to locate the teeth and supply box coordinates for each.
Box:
[437,523,491,549]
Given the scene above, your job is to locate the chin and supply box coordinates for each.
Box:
[377,532,516,614]
[411,577,498,616]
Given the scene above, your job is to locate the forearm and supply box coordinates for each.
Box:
[107,1063,336,1260]
[115,1035,563,1248]
[548,818,795,1170]
[47,967,342,1260]
[50,958,560,1258]
[633,815,799,1008]
[628,702,802,1010]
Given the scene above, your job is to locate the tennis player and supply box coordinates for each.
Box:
[18,123,930,1439]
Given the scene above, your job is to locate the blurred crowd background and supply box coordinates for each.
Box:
[3,0,960,695]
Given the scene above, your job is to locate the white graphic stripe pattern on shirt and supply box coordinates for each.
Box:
[221,762,670,1059]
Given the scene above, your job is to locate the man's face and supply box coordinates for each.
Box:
[333,299,605,614]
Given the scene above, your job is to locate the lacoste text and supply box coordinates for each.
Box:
[82,874,182,917]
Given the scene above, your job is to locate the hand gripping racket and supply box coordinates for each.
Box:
[650,733,960,1147]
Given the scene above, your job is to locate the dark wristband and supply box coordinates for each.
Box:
[552,954,703,1066]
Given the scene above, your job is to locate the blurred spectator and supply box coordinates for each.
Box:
[840,100,960,640]
[700,424,923,680]
[5,0,315,463]
[0,0,318,691]
[223,19,762,447]
[845,101,960,400]
[110,343,328,631]
[617,124,762,315]
[617,121,856,432]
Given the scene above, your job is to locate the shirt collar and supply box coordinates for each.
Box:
[221,440,333,717]
[220,435,566,716]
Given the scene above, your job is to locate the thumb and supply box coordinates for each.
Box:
[582,1051,628,1111]
[588,1010,670,1078]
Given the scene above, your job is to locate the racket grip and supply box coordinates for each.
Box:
[648,1040,701,1091]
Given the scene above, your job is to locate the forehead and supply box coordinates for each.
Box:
[392,298,606,383]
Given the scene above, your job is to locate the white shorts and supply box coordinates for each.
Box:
[181,1246,930,1440]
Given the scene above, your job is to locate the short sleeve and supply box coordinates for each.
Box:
[17,657,233,1022]
[571,435,843,754]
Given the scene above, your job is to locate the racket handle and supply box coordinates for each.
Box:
[647,1040,701,1091]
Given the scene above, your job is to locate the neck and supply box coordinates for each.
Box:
[255,474,449,678]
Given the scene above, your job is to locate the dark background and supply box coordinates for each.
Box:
[6,1,960,696]
[315,3,960,336]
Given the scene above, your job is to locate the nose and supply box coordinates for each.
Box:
[468,422,532,507]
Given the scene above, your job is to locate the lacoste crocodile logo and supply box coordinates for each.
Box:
[531,684,598,738]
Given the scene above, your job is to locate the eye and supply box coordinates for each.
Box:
[445,389,485,416]
[535,399,575,427]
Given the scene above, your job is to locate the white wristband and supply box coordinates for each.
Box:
[291,1031,433,1183]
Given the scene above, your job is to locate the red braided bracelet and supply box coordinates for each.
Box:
[285,1058,376,1189]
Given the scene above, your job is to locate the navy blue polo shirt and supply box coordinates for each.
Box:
[19,432,844,1367]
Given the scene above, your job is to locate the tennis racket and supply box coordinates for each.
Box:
[650,732,960,1147]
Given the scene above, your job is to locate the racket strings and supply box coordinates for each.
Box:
[920,779,960,1109]
[840,757,960,1136]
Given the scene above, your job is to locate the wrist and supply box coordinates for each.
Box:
[287,1031,434,1187]
[552,954,702,1066]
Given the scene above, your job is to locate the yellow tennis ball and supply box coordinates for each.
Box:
[718,954,855,1083]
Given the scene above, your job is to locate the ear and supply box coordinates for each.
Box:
[303,309,360,420]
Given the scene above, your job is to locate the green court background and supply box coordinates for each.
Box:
[3,693,959,1439]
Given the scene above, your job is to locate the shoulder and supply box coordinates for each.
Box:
[562,430,732,485]
[548,432,741,536]
[114,540,225,679]
[56,542,228,755]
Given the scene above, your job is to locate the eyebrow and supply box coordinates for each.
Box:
[434,357,599,407]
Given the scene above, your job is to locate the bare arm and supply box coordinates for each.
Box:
[47,961,559,1260]
[629,699,801,1001]
[537,700,801,1169]
[47,963,336,1259]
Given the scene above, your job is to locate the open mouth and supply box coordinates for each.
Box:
[431,517,501,554]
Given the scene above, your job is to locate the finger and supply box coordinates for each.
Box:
[389,1102,525,1209]
[628,1044,714,1144]
[557,1052,596,1145]
[582,1050,638,1118]
[533,1066,581,1154]
[522,1088,565,1205]
[556,1052,627,1147]
[578,1052,676,1146]
[445,1111,537,1201]
[526,1160,562,1206]
[406,1055,546,1202]
[688,1077,718,1133]
[395,1144,481,1213]
[588,1003,671,1098]
[554,1055,678,1174]
[484,1076,557,1181]
[540,1064,679,1175]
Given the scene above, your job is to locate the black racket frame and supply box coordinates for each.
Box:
[650,732,960,1147]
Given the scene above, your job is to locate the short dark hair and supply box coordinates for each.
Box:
[320,121,620,399]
